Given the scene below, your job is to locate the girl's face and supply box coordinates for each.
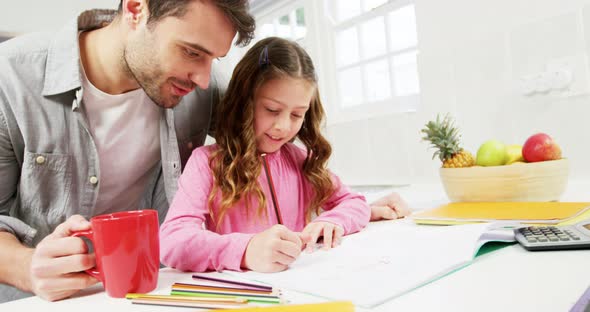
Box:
[254,77,314,153]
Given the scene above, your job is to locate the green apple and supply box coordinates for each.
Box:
[476,140,507,166]
[505,144,524,164]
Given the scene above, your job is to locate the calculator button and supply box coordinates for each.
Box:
[548,237,559,242]
[538,237,548,242]
[526,237,538,243]
[571,236,581,240]
[559,237,570,241]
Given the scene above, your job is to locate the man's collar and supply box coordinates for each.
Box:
[42,9,118,96]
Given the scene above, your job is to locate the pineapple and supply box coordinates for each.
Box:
[421,114,475,168]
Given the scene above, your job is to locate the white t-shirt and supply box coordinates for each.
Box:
[81,70,161,215]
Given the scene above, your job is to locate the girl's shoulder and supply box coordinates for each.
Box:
[190,144,220,161]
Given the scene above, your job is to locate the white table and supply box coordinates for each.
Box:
[3,182,590,312]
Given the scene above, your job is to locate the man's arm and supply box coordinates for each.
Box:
[0,216,99,301]
[0,232,33,292]
[0,95,34,294]
[0,94,98,302]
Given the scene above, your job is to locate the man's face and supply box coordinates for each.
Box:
[124,1,236,108]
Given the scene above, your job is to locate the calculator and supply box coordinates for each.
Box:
[514,220,590,251]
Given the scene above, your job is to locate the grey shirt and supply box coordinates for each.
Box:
[0,10,221,302]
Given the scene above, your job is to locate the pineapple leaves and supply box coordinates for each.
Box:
[421,113,463,162]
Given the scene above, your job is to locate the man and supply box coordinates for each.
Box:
[0,0,254,302]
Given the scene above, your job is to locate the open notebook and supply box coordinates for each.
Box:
[227,222,515,308]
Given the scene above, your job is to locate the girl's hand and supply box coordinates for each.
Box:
[301,221,344,252]
[369,192,411,221]
[242,225,309,273]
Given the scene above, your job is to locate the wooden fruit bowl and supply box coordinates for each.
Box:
[439,159,569,202]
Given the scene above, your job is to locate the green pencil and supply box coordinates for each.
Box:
[170,290,283,304]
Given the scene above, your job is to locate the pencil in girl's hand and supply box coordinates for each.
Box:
[192,274,273,291]
[261,153,283,225]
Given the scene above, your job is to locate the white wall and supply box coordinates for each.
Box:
[4,0,590,187]
[0,1,119,35]
[326,0,590,186]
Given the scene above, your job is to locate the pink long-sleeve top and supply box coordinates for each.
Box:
[159,143,370,272]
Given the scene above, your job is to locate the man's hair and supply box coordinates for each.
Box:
[118,0,255,46]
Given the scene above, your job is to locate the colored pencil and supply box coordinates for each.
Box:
[125,293,247,303]
[171,290,283,304]
[261,153,283,225]
[171,288,280,299]
[171,288,278,299]
[215,301,356,312]
[131,298,245,309]
[173,282,278,295]
[192,274,273,291]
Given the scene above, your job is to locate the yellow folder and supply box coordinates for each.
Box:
[215,301,354,312]
[411,202,590,225]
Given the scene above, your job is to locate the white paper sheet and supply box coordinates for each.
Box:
[229,222,514,308]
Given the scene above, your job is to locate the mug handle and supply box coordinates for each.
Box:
[71,230,101,280]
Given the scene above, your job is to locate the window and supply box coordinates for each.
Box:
[257,6,307,43]
[220,1,310,81]
[246,0,419,122]
[248,1,314,68]
[327,0,420,115]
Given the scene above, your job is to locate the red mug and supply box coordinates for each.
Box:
[72,209,160,298]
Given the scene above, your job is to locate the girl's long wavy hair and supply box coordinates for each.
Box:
[208,37,334,228]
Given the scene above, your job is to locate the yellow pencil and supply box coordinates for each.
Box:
[215,301,355,311]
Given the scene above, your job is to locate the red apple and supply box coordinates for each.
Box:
[522,133,562,162]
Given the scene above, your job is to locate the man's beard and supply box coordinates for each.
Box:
[122,48,174,108]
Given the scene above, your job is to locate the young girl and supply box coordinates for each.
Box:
[159,37,371,273]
